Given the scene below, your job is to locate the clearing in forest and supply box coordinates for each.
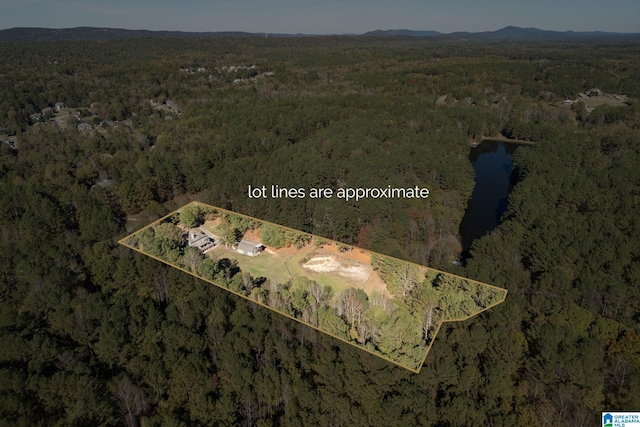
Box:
[118,201,507,372]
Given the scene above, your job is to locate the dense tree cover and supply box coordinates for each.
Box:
[0,36,639,425]
[259,224,309,250]
[464,127,640,421]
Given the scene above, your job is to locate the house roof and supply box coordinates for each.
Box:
[193,238,214,250]
[187,230,207,245]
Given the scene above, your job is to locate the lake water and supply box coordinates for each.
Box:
[459,141,520,254]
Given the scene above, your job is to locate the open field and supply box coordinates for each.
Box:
[581,93,629,107]
[208,245,300,286]
[209,239,387,298]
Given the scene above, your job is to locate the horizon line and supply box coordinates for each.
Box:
[1,25,639,36]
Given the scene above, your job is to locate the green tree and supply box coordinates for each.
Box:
[410,283,439,340]
[154,222,183,245]
[318,306,349,340]
[216,219,237,248]
[196,257,218,280]
[182,246,203,272]
[260,224,286,248]
[337,288,369,328]
[179,204,203,227]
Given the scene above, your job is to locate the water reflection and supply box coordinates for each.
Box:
[459,141,520,255]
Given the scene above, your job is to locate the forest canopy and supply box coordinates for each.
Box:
[0,36,638,426]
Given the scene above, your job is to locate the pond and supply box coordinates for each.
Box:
[459,141,521,255]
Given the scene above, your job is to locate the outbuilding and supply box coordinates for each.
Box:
[236,240,263,257]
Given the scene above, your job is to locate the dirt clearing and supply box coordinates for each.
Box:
[299,249,389,296]
[302,254,371,282]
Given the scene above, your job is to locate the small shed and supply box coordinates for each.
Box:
[236,240,262,257]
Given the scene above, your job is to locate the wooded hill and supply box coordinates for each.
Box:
[0,36,638,425]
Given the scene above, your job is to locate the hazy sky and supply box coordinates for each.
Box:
[1,0,638,34]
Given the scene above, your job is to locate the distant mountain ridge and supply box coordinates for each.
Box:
[440,25,634,41]
[0,25,638,42]
[362,29,441,37]
[0,27,300,42]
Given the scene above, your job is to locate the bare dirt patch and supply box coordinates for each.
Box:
[270,244,299,258]
[582,94,629,108]
[318,242,371,264]
[302,254,370,282]
[203,218,221,230]
[299,249,389,296]
[242,228,263,243]
[362,271,390,297]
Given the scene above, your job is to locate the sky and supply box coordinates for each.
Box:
[1,0,639,34]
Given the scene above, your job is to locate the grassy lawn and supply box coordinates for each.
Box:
[308,273,352,295]
[209,244,365,296]
[282,246,314,277]
[210,248,292,284]
[202,220,222,235]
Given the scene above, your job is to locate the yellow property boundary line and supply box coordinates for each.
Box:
[118,201,508,373]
